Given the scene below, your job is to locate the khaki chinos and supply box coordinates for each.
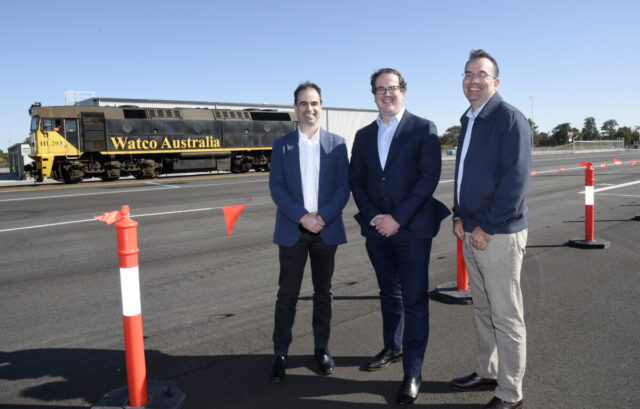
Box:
[462,229,527,403]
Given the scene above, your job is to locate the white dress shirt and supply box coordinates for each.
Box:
[298,127,321,213]
[377,107,405,169]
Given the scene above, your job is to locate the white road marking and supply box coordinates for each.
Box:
[0,203,269,233]
[0,178,268,202]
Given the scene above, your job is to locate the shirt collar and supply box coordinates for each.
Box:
[376,107,405,127]
[466,96,493,120]
[298,126,320,144]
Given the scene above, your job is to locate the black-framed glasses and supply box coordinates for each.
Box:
[462,71,496,81]
[375,86,403,95]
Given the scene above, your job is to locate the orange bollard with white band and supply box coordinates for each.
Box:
[92,205,185,409]
[115,205,148,407]
[568,163,610,249]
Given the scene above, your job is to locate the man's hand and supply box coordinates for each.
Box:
[470,226,492,250]
[300,212,325,234]
[453,219,465,240]
[374,214,400,237]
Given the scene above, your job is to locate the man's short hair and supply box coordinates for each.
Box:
[294,82,322,104]
[465,49,500,77]
[370,68,407,94]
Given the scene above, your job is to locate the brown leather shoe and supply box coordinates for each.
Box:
[483,396,523,408]
[450,372,498,390]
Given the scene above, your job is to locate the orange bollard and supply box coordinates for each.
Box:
[434,238,472,305]
[456,239,469,291]
[115,205,148,407]
[93,206,185,409]
[568,164,610,249]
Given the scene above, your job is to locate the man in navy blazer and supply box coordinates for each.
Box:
[268,82,350,383]
[349,68,450,406]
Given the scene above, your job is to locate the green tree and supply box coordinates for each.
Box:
[601,119,618,139]
[613,126,640,146]
[550,123,573,145]
[582,117,601,140]
[440,125,461,149]
[534,132,551,147]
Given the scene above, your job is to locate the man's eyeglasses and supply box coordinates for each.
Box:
[462,71,496,81]
[375,86,403,95]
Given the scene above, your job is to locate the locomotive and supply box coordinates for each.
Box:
[26,102,297,182]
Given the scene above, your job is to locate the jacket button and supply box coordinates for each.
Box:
[382,177,386,181]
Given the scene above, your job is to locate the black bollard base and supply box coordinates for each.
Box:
[92,380,185,409]
[433,281,472,305]
[567,238,610,249]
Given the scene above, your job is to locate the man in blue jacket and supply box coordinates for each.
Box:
[450,50,532,409]
[349,68,450,406]
[268,82,350,382]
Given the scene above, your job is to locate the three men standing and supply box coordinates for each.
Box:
[349,68,450,406]
[450,50,532,409]
[268,82,350,382]
[267,52,530,408]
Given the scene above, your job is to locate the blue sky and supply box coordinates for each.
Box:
[1,0,638,151]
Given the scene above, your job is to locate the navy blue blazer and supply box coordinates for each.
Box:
[269,128,350,246]
[349,110,450,240]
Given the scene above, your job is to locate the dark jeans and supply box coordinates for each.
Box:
[273,231,337,356]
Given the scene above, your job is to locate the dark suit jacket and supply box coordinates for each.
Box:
[269,128,350,246]
[349,110,450,240]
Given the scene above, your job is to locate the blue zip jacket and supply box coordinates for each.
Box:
[452,93,532,235]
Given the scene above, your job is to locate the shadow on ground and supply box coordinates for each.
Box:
[1,348,480,408]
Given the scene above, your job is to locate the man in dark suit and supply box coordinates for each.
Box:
[349,68,450,406]
[268,82,350,383]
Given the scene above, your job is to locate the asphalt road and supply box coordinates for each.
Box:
[1,152,639,408]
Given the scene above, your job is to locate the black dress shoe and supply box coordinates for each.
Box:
[396,375,421,407]
[314,348,335,374]
[450,372,498,390]
[365,347,403,371]
[483,396,523,409]
[269,355,287,382]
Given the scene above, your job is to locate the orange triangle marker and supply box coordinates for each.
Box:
[612,157,623,165]
[222,204,246,237]
[95,210,122,225]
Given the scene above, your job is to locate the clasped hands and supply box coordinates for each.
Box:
[300,212,325,234]
[374,214,400,237]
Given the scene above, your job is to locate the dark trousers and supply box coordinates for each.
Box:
[273,231,337,356]
[365,237,432,377]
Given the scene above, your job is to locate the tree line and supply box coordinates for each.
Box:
[439,117,640,149]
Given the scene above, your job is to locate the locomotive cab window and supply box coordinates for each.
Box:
[42,118,64,131]
[30,116,39,131]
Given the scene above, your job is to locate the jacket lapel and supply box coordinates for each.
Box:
[284,131,302,195]
[383,111,409,170]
